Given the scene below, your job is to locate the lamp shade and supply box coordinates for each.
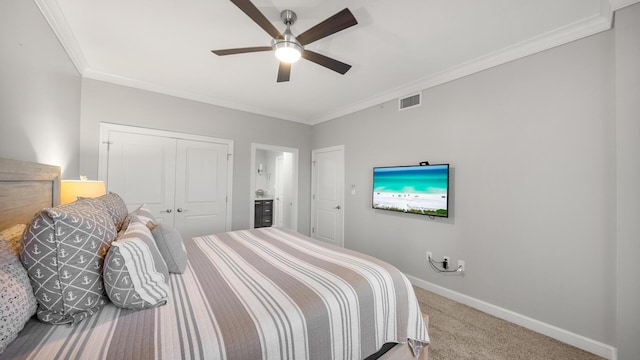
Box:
[60,180,106,204]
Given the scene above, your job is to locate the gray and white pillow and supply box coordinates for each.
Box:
[83,193,129,231]
[104,217,169,310]
[1,247,37,353]
[20,199,116,325]
[152,224,188,274]
[122,204,157,232]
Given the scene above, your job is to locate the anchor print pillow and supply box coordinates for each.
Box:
[20,199,117,325]
[81,192,129,231]
[103,216,169,310]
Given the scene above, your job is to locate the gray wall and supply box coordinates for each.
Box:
[0,0,81,178]
[615,3,640,359]
[313,30,617,345]
[79,79,312,233]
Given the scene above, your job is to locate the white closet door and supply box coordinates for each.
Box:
[174,139,229,239]
[106,131,177,226]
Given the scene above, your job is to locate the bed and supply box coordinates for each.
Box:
[0,158,429,359]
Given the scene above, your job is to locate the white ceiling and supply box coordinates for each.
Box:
[36,0,632,125]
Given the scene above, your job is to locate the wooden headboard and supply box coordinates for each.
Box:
[0,158,60,230]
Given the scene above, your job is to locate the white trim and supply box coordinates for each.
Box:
[249,143,299,231]
[33,0,88,75]
[309,10,613,124]
[610,0,640,10]
[98,123,234,231]
[83,69,300,123]
[36,0,622,125]
[405,274,618,360]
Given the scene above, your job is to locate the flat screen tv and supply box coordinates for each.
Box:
[372,164,449,217]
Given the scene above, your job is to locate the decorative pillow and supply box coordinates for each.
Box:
[20,199,116,325]
[122,204,157,232]
[1,247,37,353]
[0,224,27,257]
[152,224,188,274]
[84,193,129,231]
[104,217,169,310]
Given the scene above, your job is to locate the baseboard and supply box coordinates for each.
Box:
[406,274,617,360]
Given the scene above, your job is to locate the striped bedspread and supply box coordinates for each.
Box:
[3,227,429,359]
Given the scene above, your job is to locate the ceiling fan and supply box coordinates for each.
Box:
[211,0,358,82]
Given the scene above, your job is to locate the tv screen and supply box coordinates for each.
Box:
[372,164,449,217]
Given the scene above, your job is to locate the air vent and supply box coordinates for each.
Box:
[399,93,422,111]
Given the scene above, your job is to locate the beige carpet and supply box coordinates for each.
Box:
[413,286,605,360]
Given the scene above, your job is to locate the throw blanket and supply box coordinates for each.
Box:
[3,227,429,359]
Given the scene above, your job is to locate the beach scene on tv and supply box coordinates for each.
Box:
[373,165,448,217]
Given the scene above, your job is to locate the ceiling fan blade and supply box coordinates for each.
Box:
[277,62,291,82]
[296,8,358,46]
[230,0,282,39]
[302,50,351,75]
[211,46,272,56]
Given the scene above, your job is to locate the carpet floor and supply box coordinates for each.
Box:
[413,286,605,360]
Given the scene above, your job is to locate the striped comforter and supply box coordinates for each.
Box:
[3,227,429,360]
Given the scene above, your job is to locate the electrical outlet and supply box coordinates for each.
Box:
[443,256,450,269]
[426,251,432,260]
[458,260,465,272]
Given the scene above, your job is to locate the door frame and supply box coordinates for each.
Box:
[311,145,345,246]
[98,123,234,231]
[250,143,299,231]
[274,155,284,227]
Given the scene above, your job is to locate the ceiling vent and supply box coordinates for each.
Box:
[399,93,421,111]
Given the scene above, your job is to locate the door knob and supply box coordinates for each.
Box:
[177,208,188,213]
[161,209,172,213]
[334,205,341,209]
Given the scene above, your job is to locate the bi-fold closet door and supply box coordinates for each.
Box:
[99,124,233,240]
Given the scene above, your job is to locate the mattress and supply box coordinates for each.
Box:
[2,227,429,359]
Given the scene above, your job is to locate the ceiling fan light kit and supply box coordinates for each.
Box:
[212,0,358,82]
[273,39,302,63]
[272,11,302,64]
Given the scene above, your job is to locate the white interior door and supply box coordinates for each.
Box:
[174,139,229,239]
[105,131,176,226]
[311,146,344,246]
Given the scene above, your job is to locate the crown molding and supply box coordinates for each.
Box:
[34,0,88,75]
[83,69,300,122]
[37,0,620,125]
[610,0,640,10]
[309,4,614,124]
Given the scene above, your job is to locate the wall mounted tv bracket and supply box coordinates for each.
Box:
[419,161,430,166]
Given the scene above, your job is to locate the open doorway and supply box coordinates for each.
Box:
[250,143,298,231]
